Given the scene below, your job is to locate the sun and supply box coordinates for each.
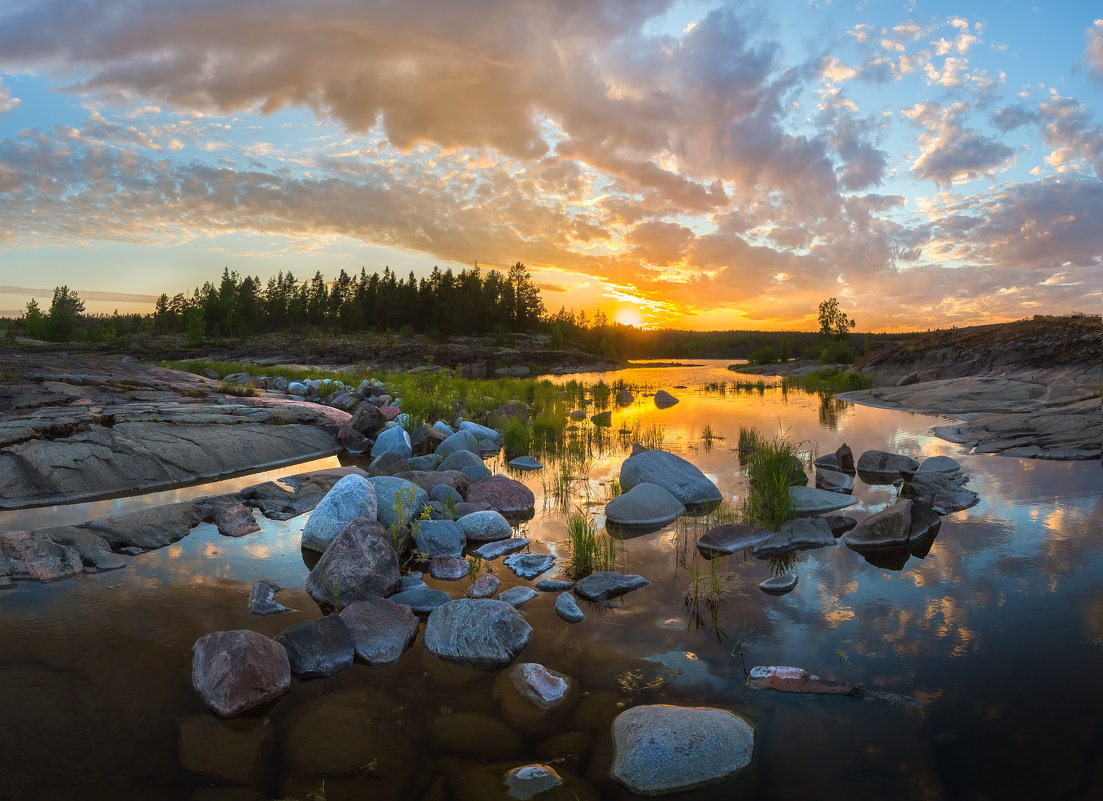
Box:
[614,306,644,328]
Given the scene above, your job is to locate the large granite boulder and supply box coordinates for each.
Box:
[301,473,378,553]
[367,476,430,531]
[610,704,755,795]
[604,482,684,528]
[437,449,485,474]
[466,475,536,519]
[371,426,412,460]
[424,598,533,670]
[305,517,401,609]
[844,499,941,550]
[457,510,514,543]
[275,615,355,679]
[339,597,419,665]
[191,630,290,718]
[437,429,480,459]
[619,449,722,507]
[856,450,920,479]
[413,519,466,558]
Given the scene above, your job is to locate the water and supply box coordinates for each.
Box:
[2,360,1100,800]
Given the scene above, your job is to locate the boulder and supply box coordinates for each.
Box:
[495,662,576,732]
[844,499,941,550]
[902,471,979,514]
[917,454,962,475]
[825,515,857,537]
[191,630,290,718]
[430,483,464,506]
[616,389,634,405]
[590,410,612,426]
[300,474,378,553]
[388,586,452,614]
[413,519,466,558]
[367,476,429,531]
[368,450,410,477]
[305,517,401,609]
[555,592,585,623]
[509,456,543,471]
[835,443,856,472]
[653,390,679,408]
[400,468,471,495]
[856,450,920,479]
[430,555,470,580]
[573,571,649,601]
[610,705,755,795]
[371,426,412,460]
[498,586,539,607]
[505,765,564,801]
[437,449,485,473]
[339,597,419,665]
[275,615,355,679]
[753,517,835,557]
[424,599,533,670]
[437,429,480,459]
[619,449,722,507]
[604,482,684,528]
[696,524,772,559]
[504,552,556,580]
[0,531,84,582]
[343,401,383,436]
[815,468,854,494]
[458,509,514,543]
[789,485,860,515]
[410,423,447,457]
[458,420,504,449]
[466,475,536,519]
[466,573,502,599]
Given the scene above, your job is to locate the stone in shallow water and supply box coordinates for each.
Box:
[466,572,502,599]
[825,515,857,537]
[555,592,585,623]
[498,586,539,607]
[917,454,962,475]
[414,519,465,558]
[339,596,418,665]
[474,538,530,560]
[466,475,537,519]
[509,456,543,471]
[275,615,355,679]
[388,587,452,615]
[573,571,649,601]
[789,485,860,515]
[300,473,378,553]
[856,449,920,478]
[429,554,470,580]
[604,482,685,527]
[759,574,798,595]
[753,517,835,557]
[653,389,680,408]
[815,467,854,494]
[248,579,294,616]
[619,449,721,507]
[504,552,556,580]
[696,523,772,558]
[610,704,755,795]
[902,471,979,514]
[458,510,514,543]
[305,516,400,610]
[536,579,574,592]
[844,499,941,550]
[505,764,564,800]
[748,665,860,696]
[191,630,290,718]
[424,598,532,670]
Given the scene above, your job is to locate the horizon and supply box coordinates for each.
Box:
[1,1,1100,332]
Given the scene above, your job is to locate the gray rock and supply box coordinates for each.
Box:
[616,389,635,405]
[437,449,485,473]
[409,453,441,471]
[619,449,722,507]
[504,552,556,580]
[467,475,536,518]
[0,531,84,582]
[696,524,772,558]
[466,572,502,599]
[653,389,680,408]
[753,517,835,556]
[430,483,463,506]
[368,450,410,477]
[844,499,942,549]
[555,592,585,623]
[462,463,493,482]
[399,571,426,591]
[856,449,920,478]
[789,485,860,515]
[509,456,543,471]
[498,586,539,607]
[368,476,429,531]
[339,597,419,665]
[815,468,854,494]
[388,586,451,615]
[759,574,799,595]
[573,571,649,601]
[305,517,401,609]
[301,473,378,553]
[917,454,962,474]
[568,410,587,420]
[505,764,564,800]
[432,420,455,437]
[902,471,979,514]
[248,578,295,615]
[424,598,532,670]
[836,443,856,472]
[826,515,857,537]
[413,519,466,558]
[371,426,412,460]
[287,381,308,396]
[429,554,470,580]
[474,537,530,560]
[610,704,755,795]
[458,509,514,543]
[191,630,290,718]
[275,615,355,679]
[437,429,480,459]
[604,482,685,527]
[459,420,504,448]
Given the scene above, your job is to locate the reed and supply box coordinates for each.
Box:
[564,509,619,579]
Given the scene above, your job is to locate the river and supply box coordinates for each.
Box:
[1,359,1100,800]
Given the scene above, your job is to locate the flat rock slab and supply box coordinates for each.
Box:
[474,537,531,560]
[498,586,539,607]
[555,592,585,623]
[604,482,685,527]
[789,486,859,515]
[191,630,290,718]
[902,472,979,514]
[610,704,755,795]
[424,598,533,670]
[504,552,556,580]
[536,579,574,592]
[759,574,798,595]
[339,597,419,664]
[697,524,772,558]
[748,665,860,696]
[573,571,649,601]
[388,587,452,615]
[754,517,835,557]
[619,449,722,507]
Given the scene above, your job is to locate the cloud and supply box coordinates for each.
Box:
[991,104,1039,132]
[0,284,158,303]
[904,103,1014,188]
[1086,19,1103,82]
[0,79,19,114]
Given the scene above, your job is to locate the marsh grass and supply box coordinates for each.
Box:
[639,423,666,450]
[781,368,874,393]
[564,509,620,579]
[217,380,257,397]
[740,428,801,530]
[701,421,722,452]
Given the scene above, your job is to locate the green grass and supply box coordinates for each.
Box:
[781,368,874,393]
[564,509,619,579]
[740,428,801,530]
[217,380,257,397]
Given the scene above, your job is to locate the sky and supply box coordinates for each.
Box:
[0,0,1100,332]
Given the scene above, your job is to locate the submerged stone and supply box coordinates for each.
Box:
[424,598,533,670]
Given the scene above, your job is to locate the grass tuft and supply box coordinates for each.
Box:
[564,509,619,579]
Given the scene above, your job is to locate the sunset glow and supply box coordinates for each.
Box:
[0,2,1100,330]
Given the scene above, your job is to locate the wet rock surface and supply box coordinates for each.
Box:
[274,615,355,679]
[604,482,685,528]
[573,571,649,601]
[191,630,291,718]
[304,517,401,609]
[619,448,722,507]
[339,597,419,665]
[424,598,533,669]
